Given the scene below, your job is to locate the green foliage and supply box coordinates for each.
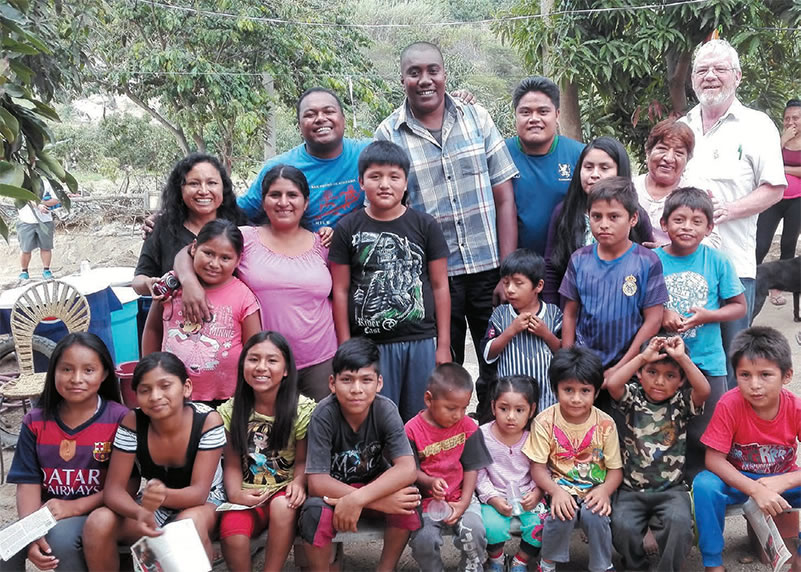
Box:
[0,0,79,240]
[496,0,801,160]
[85,0,392,171]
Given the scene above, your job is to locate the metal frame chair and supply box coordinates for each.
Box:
[0,280,91,482]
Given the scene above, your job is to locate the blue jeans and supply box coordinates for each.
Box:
[692,469,801,567]
[721,277,755,389]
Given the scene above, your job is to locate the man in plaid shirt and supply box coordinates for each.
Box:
[375,41,519,416]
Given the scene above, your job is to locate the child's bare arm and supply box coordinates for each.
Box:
[606,337,664,401]
[529,314,561,353]
[241,311,261,345]
[607,304,663,381]
[141,300,164,356]
[443,470,478,525]
[757,470,801,497]
[486,312,531,360]
[561,300,579,347]
[429,257,452,365]
[532,462,576,521]
[330,263,352,344]
[679,293,746,333]
[706,449,790,516]
[663,336,711,406]
[584,467,622,516]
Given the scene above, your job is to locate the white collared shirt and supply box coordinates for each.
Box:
[681,98,787,278]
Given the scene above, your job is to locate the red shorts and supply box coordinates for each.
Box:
[219,490,287,539]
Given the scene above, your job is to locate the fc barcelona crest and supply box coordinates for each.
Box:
[93,441,112,462]
[59,439,76,462]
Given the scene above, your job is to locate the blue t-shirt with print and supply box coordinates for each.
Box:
[506,135,585,255]
[656,244,744,376]
[238,138,370,231]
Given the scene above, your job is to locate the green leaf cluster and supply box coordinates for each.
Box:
[1,0,78,241]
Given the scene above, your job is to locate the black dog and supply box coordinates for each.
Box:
[754,257,801,322]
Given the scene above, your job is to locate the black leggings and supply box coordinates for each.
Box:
[755,196,801,264]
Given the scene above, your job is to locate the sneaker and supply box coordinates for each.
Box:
[42,269,53,280]
[18,271,29,280]
[508,557,527,572]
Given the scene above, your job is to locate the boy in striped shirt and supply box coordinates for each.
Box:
[482,249,562,415]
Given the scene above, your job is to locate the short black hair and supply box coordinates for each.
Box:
[638,335,688,373]
[786,98,801,110]
[296,87,344,122]
[661,186,714,225]
[587,176,639,216]
[512,76,560,111]
[500,248,545,287]
[400,41,443,70]
[332,337,381,376]
[358,141,411,179]
[730,326,793,376]
[548,347,604,395]
[426,363,473,398]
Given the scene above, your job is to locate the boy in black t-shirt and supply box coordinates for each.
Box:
[330,140,451,422]
[299,338,421,570]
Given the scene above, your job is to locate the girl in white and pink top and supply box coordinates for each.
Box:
[477,376,548,572]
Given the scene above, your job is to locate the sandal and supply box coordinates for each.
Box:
[770,293,787,306]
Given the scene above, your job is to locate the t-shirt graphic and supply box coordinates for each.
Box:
[729,443,796,474]
[330,440,385,484]
[663,271,709,339]
[353,231,425,334]
[245,421,292,486]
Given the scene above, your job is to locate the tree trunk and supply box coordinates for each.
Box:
[559,78,583,141]
[666,49,692,117]
[122,88,190,155]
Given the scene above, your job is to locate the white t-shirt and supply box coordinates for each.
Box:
[680,98,787,278]
[17,180,54,224]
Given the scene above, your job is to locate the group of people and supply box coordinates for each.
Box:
[5,35,800,572]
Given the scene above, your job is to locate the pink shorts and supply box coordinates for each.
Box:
[219,490,287,539]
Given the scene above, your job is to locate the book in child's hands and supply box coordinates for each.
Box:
[0,506,56,561]
[131,518,211,572]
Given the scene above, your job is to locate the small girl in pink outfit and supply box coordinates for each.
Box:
[143,219,261,405]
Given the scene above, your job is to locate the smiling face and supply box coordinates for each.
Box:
[515,91,559,155]
[555,378,596,424]
[588,198,637,252]
[661,205,712,256]
[54,344,107,409]
[298,91,346,156]
[243,340,288,399]
[637,360,684,403]
[647,138,689,188]
[190,234,239,287]
[491,390,533,438]
[135,366,191,420]
[424,387,471,429]
[262,177,308,229]
[401,46,446,118]
[181,161,224,219]
[692,50,741,108]
[329,366,383,422]
[735,356,792,419]
[580,148,618,194]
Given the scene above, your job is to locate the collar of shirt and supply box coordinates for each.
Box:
[394,94,464,137]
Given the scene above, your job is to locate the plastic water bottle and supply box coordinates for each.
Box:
[507,482,523,516]
[79,260,91,275]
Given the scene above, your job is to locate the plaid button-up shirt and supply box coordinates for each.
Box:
[375,96,518,276]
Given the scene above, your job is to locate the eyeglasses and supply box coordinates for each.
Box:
[694,66,735,78]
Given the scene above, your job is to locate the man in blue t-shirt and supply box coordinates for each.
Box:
[506,76,585,256]
[237,87,369,231]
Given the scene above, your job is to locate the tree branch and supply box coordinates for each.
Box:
[122,86,190,154]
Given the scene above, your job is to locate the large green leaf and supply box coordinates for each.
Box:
[0,161,24,186]
[0,183,38,201]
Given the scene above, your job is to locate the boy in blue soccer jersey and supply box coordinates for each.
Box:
[559,177,668,395]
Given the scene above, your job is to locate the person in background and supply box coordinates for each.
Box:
[506,76,584,257]
[755,98,801,306]
[17,177,60,280]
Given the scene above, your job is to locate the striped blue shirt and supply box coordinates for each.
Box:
[482,301,563,413]
[375,96,518,276]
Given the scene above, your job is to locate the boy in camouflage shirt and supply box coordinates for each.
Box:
[606,335,710,571]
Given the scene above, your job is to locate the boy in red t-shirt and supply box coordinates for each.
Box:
[405,363,492,572]
[693,326,801,572]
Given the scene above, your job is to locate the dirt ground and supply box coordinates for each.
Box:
[0,223,799,570]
